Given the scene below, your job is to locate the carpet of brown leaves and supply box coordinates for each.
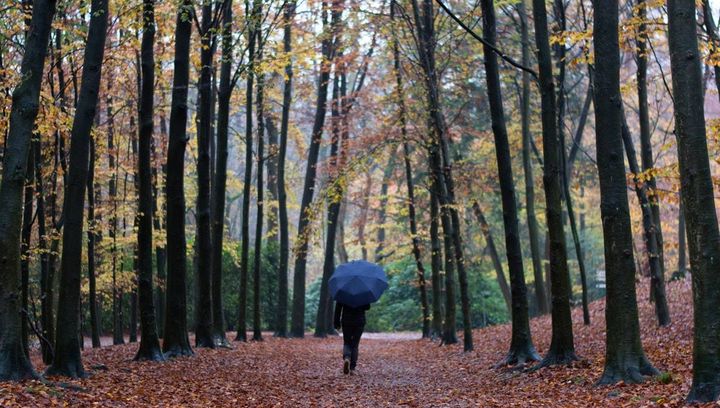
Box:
[0,278,701,407]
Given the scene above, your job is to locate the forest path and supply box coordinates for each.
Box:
[2,280,697,406]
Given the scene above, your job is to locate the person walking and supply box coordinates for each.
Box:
[334,302,370,374]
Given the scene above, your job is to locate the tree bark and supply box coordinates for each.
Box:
[47,0,108,378]
[668,0,720,401]
[0,0,55,381]
[594,1,657,384]
[620,112,670,327]
[162,0,194,358]
[211,0,233,347]
[194,0,216,349]
[480,0,538,365]
[275,0,295,338]
[253,37,266,342]
[517,0,547,316]
[531,0,576,367]
[429,189,443,339]
[87,136,101,349]
[135,0,164,361]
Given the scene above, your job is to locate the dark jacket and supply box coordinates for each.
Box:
[334,302,370,328]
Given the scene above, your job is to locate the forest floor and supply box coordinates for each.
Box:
[0,278,699,407]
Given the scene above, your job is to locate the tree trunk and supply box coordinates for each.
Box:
[411,0,472,351]
[594,2,657,384]
[0,0,55,381]
[531,0,576,367]
[429,189,443,339]
[134,0,164,361]
[194,0,216,349]
[47,0,108,378]
[517,0,547,316]
[162,0,194,358]
[153,117,167,338]
[275,0,295,338]
[37,125,53,364]
[20,138,34,358]
[620,113,670,327]
[87,137,101,348]
[253,39,266,343]
[553,0,590,326]
[374,155,396,262]
[237,0,260,342]
[472,202,511,314]
[637,0,667,313]
[668,0,720,401]
[211,0,233,347]
[315,76,342,338]
[391,3,430,336]
[480,0,538,364]
[290,0,341,338]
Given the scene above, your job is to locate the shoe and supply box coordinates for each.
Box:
[343,359,350,375]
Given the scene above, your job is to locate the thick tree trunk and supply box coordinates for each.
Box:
[620,113,670,327]
[594,2,657,384]
[87,137,101,348]
[531,0,576,367]
[162,0,194,358]
[668,0,720,401]
[194,0,216,349]
[472,203,511,314]
[290,0,341,338]
[47,0,108,378]
[517,0,547,316]
[480,0,538,365]
[135,0,164,361]
[0,0,55,381]
[275,0,295,338]
[211,0,233,347]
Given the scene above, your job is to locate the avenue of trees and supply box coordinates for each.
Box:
[1,0,720,403]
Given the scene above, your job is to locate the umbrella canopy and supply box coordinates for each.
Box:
[329,260,388,308]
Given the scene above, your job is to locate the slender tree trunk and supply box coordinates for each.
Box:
[472,202,511,313]
[517,0,547,316]
[87,137,101,348]
[108,86,123,346]
[412,0,472,351]
[0,0,56,380]
[315,76,342,338]
[20,139,35,358]
[153,117,167,338]
[237,0,260,342]
[36,127,53,364]
[135,0,164,361]
[594,2,657,384]
[253,40,266,343]
[336,200,349,264]
[620,113,670,326]
[480,0,538,364]
[211,0,233,347]
[194,0,216,349]
[162,0,194,358]
[290,0,341,338]
[553,0,590,326]
[429,189,443,339]
[668,0,720,401]
[391,3,430,336]
[374,155,396,262]
[637,0,667,314]
[265,116,279,243]
[47,0,108,378]
[531,0,576,366]
[275,0,295,338]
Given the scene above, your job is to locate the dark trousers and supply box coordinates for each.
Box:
[342,324,364,370]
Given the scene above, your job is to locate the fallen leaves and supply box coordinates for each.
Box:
[0,278,706,407]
